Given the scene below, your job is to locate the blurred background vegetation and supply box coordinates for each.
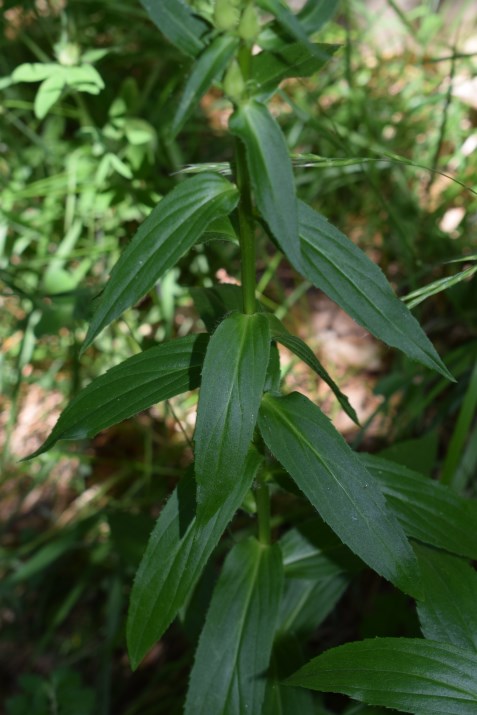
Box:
[1,0,476,712]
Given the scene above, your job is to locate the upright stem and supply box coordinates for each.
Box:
[234,137,256,315]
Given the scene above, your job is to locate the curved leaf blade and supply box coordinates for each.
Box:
[298,201,453,380]
[34,75,65,119]
[298,0,340,34]
[27,334,208,459]
[229,100,301,270]
[287,638,477,715]
[82,173,238,353]
[185,537,283,715]
[362,454,477,559]
[265,313,359,424]
[171,34,238,137]
[415,544,477,652]
[258,392,422,598]
[195,312,270,519]
[127,449,263,670]
[256,0,312,49]
[140,0,208,57]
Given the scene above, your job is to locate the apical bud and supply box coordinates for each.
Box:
[214,0,240,31]
[238,5,260,42]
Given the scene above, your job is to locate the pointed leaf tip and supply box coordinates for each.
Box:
[81,173,238,352]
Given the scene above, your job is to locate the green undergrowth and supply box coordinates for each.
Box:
[1,1,477,713]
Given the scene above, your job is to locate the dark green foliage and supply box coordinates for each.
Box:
[5,0,477,712]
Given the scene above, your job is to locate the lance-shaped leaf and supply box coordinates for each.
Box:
[362,454,477,559]
[258,392,422,598]
[265,313,358,424]
[127,449,262,670]
[415,544,477,652]
[140,0,208,57]
[171,34,238,137]
[27,334,208,459]
[185,537,283,715]
[251,42,340,98]
[298,0,340,34]
[256,0,313,51]
[34,74,65,119]
[287,638,477,715]
[298,201,453,380]
[82,173,238,353]
[195,312,270,519]
[229,100,301,270]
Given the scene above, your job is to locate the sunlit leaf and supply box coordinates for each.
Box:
[34,75,65,119]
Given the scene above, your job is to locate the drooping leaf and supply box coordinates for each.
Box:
[265,313,358,424]
[287,638,477,715]
[229,100,301,270]
[127,449,263,670]
[27,334,208,459]
[259,392,422,598]
[171,34,238,137]
[200,215,238,244]
[34,75,65,119]
[415,544,477,652]
[251,42,340,98]
[81,173,239,353]
[195,312,270,519]
[298,201,453,380]
[185,537,283,715]
[362,454,477,559]
[140,0,208,57]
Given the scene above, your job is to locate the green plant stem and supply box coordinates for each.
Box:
[255,474,271,546]
[234,137,256,314]
[441,359,477,489]
[234,39,256,315]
